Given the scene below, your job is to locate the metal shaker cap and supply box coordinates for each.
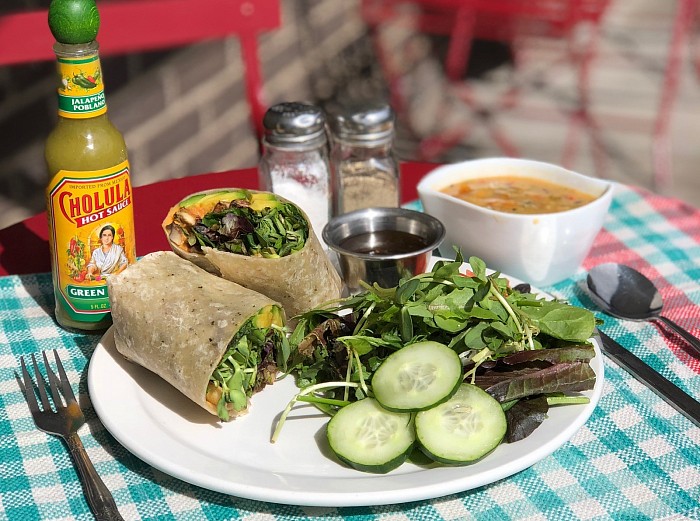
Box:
[331,102,395,142]
[262,102,327,146]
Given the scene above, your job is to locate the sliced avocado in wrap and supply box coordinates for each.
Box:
[162,189,342,319]
[108,251,289,421]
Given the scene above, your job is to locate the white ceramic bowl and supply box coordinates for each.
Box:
[417,158,613,286]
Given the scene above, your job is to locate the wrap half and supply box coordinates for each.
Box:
[162,188,342,318]
[108,251,288,421]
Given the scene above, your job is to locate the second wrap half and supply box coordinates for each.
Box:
[107,251,288,421]
[162,188,342,318]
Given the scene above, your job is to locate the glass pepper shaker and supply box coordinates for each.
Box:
[330,102,400,215]
[258,102,332,242]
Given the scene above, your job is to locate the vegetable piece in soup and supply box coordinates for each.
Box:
[441,176,597,214]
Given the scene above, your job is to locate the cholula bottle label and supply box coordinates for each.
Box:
[47,161,136,323]
[56,52,106,119]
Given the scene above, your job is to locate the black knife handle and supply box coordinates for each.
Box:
[598,330,700,428]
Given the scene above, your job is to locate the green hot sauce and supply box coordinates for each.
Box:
[45,7,137,331]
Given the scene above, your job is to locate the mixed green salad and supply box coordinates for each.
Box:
[274,252,599,473]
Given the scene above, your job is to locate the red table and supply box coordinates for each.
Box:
[0,162,435,276]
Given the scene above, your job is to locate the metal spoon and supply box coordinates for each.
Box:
[587,263,700,358]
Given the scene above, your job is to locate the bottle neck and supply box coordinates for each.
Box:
[54,41,107,119]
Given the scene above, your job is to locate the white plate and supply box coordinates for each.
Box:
[87,264,604,507]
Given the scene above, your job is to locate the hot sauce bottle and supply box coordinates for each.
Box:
[45,0,136,331]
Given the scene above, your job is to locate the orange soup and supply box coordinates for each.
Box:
[441,176,597,214]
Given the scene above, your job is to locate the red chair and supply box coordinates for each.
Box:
[361,0,610,175]
[0,0,280,140]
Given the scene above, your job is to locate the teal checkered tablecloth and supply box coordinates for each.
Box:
[1,183,699,520]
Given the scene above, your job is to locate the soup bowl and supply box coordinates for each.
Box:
[417,157,613,286]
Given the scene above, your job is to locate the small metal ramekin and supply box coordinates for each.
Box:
[323,207,445,293]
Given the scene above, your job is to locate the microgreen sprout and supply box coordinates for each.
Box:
[271,382,359,443]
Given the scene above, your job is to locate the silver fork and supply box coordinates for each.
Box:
[18,350,124,521]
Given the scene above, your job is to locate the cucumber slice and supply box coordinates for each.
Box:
[326,398,414,474]
[416,384,507,465]
[371,341,462,412]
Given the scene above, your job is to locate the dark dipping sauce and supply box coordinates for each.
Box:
[339,230,429,255]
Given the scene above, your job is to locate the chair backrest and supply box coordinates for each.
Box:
[0,0,280,139]
[362,0,610,82]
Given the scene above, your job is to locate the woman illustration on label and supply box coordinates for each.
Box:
[87,224,128,279]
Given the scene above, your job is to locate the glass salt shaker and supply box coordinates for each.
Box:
[330,102,400,215]
[258,102,332,242]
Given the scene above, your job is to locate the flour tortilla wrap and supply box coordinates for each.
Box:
[107,250,286,420]
[162,188,342,318]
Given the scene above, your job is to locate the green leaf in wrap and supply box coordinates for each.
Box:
[211,307,288,421]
